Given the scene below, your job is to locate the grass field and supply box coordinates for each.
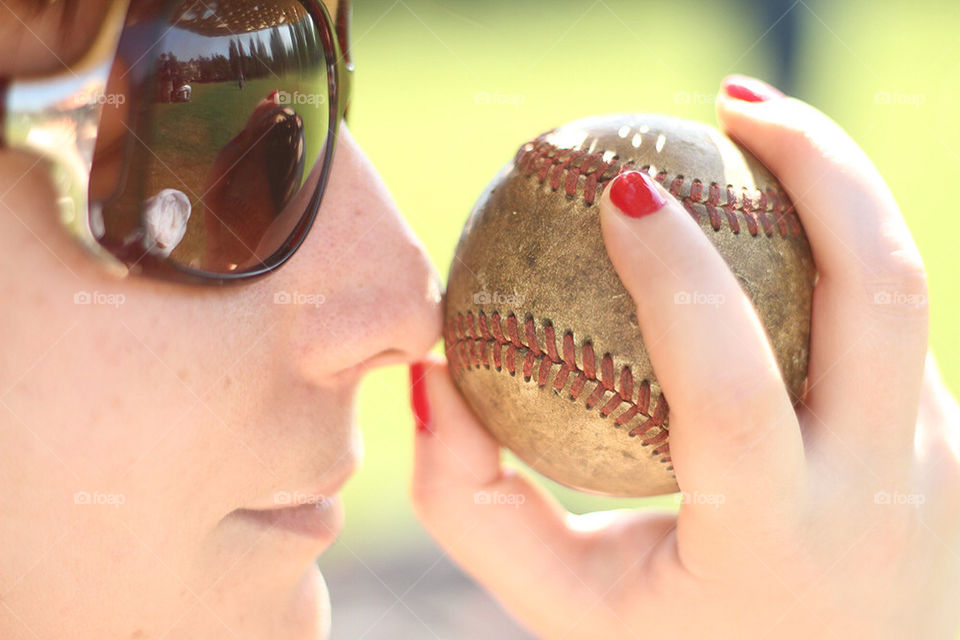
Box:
[319,0,960,569]
[150,80,267,197]
[148,75,328,195]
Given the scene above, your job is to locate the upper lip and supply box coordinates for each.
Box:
[246,460,358,512]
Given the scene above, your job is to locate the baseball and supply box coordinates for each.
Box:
[444,113,816,497]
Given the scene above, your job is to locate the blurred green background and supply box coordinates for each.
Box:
[318,0,960,634]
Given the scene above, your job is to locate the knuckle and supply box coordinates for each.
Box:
[868,242,927,279]
[871,507,921,557]
[773,102,860,164]
[408,480,444,520]
[862,250,929,320]
[924,432,960,500]
[651,241,717,291]
[679,370,789,448]
[776,118,823,157]
[409,479,473,526]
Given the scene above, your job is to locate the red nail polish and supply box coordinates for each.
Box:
[267,90,279,102]
[608,171,667,218]
[410,362,432,434]
[721,74,784,102]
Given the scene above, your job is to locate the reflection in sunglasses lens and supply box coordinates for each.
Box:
[91,0,331,275]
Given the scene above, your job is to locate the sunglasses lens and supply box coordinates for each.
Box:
[90,0,336,276]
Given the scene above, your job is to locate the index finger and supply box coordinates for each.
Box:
[599,171,805,545]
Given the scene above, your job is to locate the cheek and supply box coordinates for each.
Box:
[0,297,255,635]
[0,155,276,487]
[0,248,296,530]
[4,297,255,472]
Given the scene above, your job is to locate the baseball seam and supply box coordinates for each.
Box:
[445,310,673,469]
[516,136,803,239]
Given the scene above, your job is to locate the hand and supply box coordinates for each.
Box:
[410,76,960,639]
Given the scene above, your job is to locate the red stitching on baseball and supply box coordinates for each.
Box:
[513,135,802,239]
[445,312,673,468]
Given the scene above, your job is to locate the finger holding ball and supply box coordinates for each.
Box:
[599,168,806,509]
[443,114,817,498]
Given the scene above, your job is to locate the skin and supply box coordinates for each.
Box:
[2,2,958,639]
[411,82,960,638]
[1,1,441,638]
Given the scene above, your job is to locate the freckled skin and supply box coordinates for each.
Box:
[0,2,441,637]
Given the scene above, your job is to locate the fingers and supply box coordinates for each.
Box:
[598,171,805,536]
[408,355,593,637]
[716,78,928,481]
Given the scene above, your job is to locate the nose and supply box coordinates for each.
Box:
[278,125,443,383]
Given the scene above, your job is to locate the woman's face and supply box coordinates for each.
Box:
[0,1,442,638]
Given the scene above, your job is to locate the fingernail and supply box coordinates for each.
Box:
[409,362,432,434]
[267,90,279,102]
[721,74,784,102]
[608,170,667,218]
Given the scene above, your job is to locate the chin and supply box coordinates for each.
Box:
[286,563,332,640]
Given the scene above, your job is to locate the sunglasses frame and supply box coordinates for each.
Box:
[0,0,353,285]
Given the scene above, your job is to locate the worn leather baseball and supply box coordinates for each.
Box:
[444,114,816,497]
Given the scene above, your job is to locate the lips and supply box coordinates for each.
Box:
[235,494,344,542]
[231,459,356,547]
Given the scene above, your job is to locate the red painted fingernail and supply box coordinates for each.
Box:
[267,90,279,102]
[410,362,432,434]
[608,171,667,218]
[721,74,784,102]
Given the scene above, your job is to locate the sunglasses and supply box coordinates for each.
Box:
[0,0,352,284]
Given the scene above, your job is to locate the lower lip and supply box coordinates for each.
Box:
[236,495,344,542]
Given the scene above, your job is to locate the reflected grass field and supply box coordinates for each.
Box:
[148,76,326,195]
[150,79,265,196]
[322,0,960,562]
[144,75,328,262]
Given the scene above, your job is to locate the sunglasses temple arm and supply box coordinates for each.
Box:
[3,67,128,277]
[0,0,132,276]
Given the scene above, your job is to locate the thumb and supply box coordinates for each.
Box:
[408,356,593,637]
